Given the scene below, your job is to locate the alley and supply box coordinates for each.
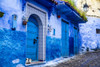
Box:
[49,51,100,67]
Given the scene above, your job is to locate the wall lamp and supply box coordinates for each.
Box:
[83,0,89,12]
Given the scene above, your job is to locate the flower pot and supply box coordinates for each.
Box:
[55,2,58,5]
[57,15,61,18]
[23,21,27,25]
[0,12,4,17]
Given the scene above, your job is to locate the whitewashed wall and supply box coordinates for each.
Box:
[79,17,100,51]
[0,0,25,31]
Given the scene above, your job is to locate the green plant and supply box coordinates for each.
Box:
[0,11,4,17]
[61,0,87,21]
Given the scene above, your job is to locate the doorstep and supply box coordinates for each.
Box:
[25,61,46,67]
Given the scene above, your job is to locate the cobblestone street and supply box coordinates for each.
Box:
[49,50,100,67]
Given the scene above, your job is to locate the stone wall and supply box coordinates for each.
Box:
[0,0,25,31]
[75,0,100,52]
[76,0,100,17]
[0,28,26,67]
[79,17,100,51]
[46,36,61,61]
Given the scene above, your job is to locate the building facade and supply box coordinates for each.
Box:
[0,0,86,66]
[76,0,100,51]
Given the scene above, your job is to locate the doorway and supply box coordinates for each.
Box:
[26,2,47,61]
[61,20,69,57]
[26,16,38,61]
[74,27,78,54]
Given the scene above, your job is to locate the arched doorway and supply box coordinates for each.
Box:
[26,15,39,61]
[26,2,47,61]
[26,14,42,61]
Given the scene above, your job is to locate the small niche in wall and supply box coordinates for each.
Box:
[96,29,100,34]
[12,14,17,30]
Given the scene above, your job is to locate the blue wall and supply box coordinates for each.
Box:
[0,0,26,31]
[46,13,61,61]
[46,36,61,61]
[0,28,26,67]
[79,17,100,51]
[46,12,80,61]
[0,0,81,64]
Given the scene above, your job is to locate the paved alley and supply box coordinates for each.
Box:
[47,50,100,67]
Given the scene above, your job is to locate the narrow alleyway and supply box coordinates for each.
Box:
[46,50,100,67]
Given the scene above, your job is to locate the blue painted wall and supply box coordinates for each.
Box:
[0,0,25,31]
[46,12,80,61]
[0,0,49,66]
[79,17,100,51]
[0,28,26,67]
[46,13,61,61]
[0,0,26,66]
[46,36,61,61]
[0,0,81,65]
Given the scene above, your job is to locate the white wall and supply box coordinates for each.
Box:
[0,0,25,31]
[48,13,61,38]
[79,17,100,51]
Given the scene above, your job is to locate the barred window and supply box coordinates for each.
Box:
[96,29,100,34]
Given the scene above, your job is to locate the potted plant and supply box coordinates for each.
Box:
[57,15,61,18]
[22,16,28,25]
[23,20,28,25]
[0,11,4,17]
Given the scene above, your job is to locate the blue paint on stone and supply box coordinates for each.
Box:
[22,0,26,11]
[46,36,61,61]
[0,28,26,67]
[0,0,84,64]
[69,37,74,56]
[79,17,100,51]
[0,0,26,31]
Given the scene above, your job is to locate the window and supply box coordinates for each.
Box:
[12,14,17,30]
[96,29,100,34]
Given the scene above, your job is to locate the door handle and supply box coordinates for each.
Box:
[33,39,37,44]
[36,37,38,39]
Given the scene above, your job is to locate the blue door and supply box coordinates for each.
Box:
[26,17,38,61]
[74,27,78,54]
[62,20,69,57]
[69,37,74,56]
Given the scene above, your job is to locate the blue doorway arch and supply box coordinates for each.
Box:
[26,15,39,61]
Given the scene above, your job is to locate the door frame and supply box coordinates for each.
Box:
[25,2,48,61]
[27,18,39,60]
[74,27,78,54]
